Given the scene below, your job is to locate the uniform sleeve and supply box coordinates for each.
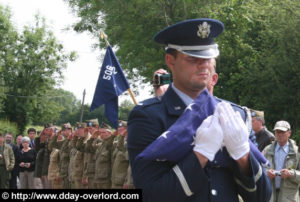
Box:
[84,138,96,153]
[128,108,209,202]
[51,135,64,150]
[75,137,85,152]
[233,152,272,202]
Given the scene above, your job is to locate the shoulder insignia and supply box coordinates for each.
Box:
[136,97,161,108]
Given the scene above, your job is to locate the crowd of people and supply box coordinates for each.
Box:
[0,119,134,189]
[0,17,299,202]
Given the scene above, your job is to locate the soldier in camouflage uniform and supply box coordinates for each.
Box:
[71,126,84,189]
[48,131,62,189]
[94,123,115,189]
[50,123,73,189]
[124,166,135,189]
[77,120,99,189]
[111,121,130,189]
[34,124,53,189]
[72,123,91,189]
[68,130,78,189]
[76,123,93,189]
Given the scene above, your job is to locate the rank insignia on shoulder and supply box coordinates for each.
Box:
[174,106,181,110]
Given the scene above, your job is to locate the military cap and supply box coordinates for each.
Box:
[100,122,112,130]
[77,123,87,128]
[62,123,72,130]
[44,123,53,128]
[273,120,291,132]
[251,110,264,119]
[86,119,99,127]
[154,18,224,59]
[251,109,265,123]
[118,120,127,127]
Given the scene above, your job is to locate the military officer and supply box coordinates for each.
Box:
[76,121,99,189]
[127,18,271,202]
[50,123,73,189]
[111,120,130,189]
[68,126,80,189]
[48,132,62,189]
[34,123,53,189]
[94,123,115,189]
[72,124,90,189]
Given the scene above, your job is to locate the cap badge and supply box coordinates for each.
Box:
[197,22,211,38]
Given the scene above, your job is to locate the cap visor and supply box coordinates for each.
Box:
[181,48,219,59]
[273,127,288,131]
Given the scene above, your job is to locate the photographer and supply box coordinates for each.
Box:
[153,69,171,98]
[19,136,36,189]
[263,121,300,202]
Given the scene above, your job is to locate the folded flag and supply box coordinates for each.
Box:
[137,89,269,167]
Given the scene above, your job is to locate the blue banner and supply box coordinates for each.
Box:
[90,46,130,128]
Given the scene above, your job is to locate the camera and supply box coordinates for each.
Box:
[153,73,172,86]
[274,171,281,176]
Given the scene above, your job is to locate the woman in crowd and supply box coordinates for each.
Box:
[19,136,36,189]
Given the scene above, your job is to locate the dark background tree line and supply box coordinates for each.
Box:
[66,0,300,141]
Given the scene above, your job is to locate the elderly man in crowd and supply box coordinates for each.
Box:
[263,120,300,202]
[0,133,15,189]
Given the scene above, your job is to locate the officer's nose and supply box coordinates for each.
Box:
[196,58,210,69]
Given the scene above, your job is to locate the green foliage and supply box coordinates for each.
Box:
[66,0,300,139]
[25,125,44,134]
[0,6,76,133]
[0,120,18,137]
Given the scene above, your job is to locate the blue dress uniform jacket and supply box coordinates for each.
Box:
[127,87,271,202]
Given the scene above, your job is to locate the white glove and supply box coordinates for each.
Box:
[218,102,250,160]
[193,110,223,161]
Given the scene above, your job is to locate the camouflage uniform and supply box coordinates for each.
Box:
[124,166,135,189]
[75,135,91,189]
[68,137,77,189]
[50,134,71,189]
[47,148,62,189]
[34,136,51,188]
[77,136,101,189]
[111,135,129,188]
[71,136,84,189]
[94,135,115,189]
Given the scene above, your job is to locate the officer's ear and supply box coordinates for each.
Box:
[165,53,176,72]
[211,73,218,86]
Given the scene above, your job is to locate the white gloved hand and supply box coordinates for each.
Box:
[218,102,250,160]
[193,109,223,161]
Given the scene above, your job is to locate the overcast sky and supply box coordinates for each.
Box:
[0,0,151,104]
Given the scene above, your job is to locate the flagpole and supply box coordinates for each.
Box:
[127,88,137,105]
[79,89,86,124]
[100,31,137,105]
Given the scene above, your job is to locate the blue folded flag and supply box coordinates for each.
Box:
[137,89,269,166]
[90,46,130,128]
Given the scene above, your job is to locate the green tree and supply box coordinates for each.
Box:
[67,0,300,137]
[0,5,18,113]
[0,10,76,133]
